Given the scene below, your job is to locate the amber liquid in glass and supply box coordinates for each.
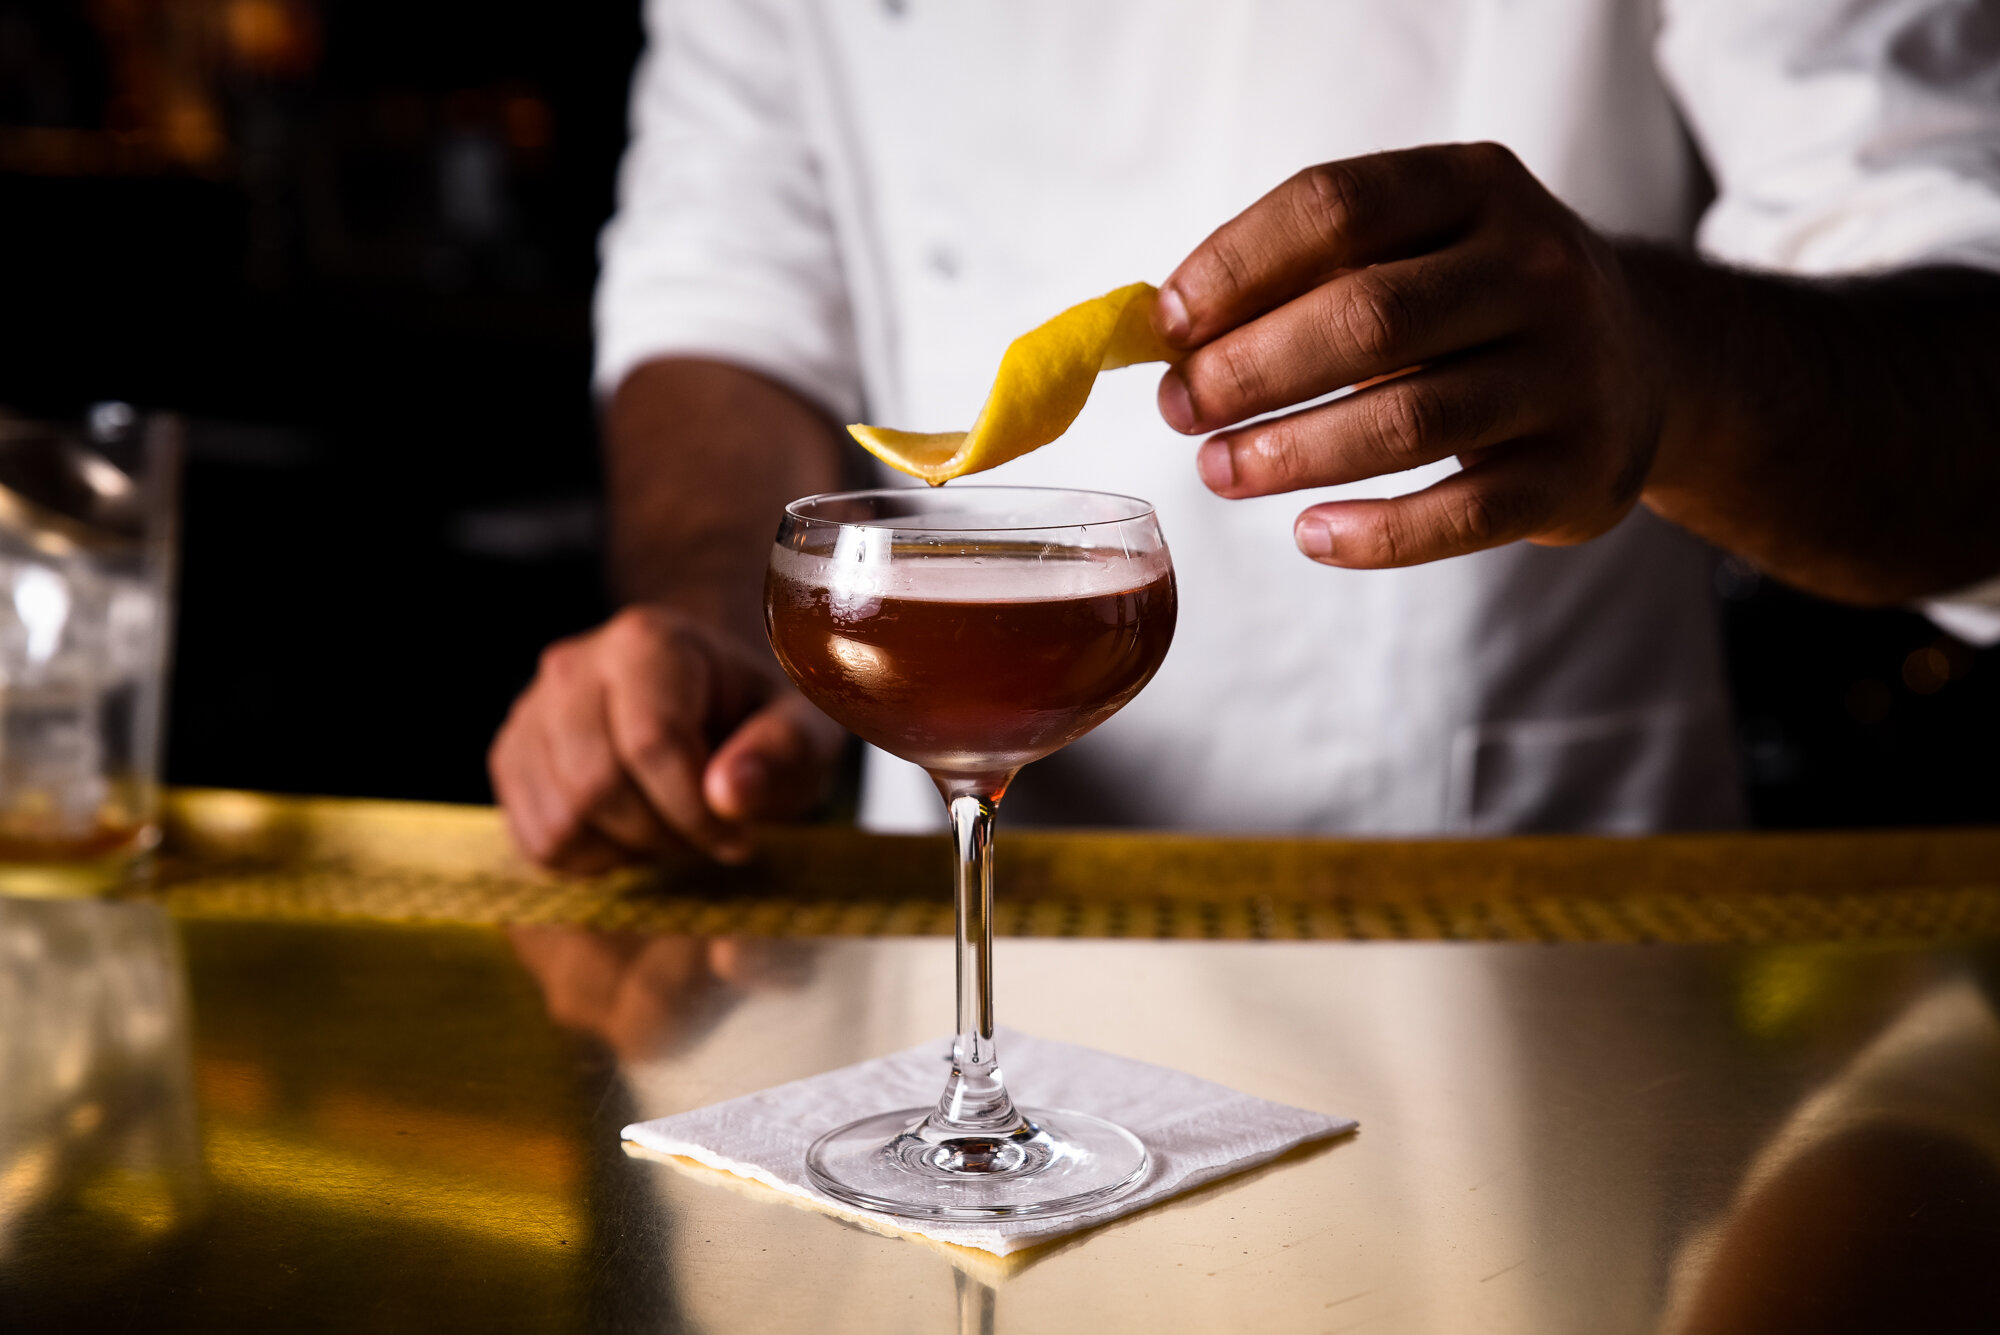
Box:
[768,491,1171,1218]
[767,561,1176,793]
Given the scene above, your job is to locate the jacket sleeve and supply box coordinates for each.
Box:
[594,0,864,423]
[1656,0,2000,275]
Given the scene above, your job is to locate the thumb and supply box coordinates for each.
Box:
[702,692,842,823]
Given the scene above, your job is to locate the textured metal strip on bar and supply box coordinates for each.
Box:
[136,864,2000,943]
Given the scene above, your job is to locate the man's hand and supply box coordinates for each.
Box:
[1154,142,1664,568]
[488,605,845,874]
[493,357,847,873]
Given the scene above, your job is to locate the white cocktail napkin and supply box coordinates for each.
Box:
[621,1027,1355,1255]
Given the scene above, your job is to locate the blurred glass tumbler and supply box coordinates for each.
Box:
[0,405,180,896]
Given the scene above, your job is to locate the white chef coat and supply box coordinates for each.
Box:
[596,0,2000,835]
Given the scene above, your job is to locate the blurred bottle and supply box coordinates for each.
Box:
[0,404,180,895]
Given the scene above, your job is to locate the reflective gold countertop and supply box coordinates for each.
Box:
[142,788,2000,942]
[4,790,1999,1333]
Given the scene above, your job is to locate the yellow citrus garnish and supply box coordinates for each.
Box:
[848,282,1175,485]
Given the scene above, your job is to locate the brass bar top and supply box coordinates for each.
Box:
[4,790,1998,1332]
[146,788,2000,942]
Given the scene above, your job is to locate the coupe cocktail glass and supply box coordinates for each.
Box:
[766,486,1175,1218]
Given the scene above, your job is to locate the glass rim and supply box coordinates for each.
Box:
[782,485,1157,533]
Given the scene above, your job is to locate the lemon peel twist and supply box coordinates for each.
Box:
[848,282,1176,485]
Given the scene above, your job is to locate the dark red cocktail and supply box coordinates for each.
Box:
[764,487,1174,1220]
[766,559,1175,795]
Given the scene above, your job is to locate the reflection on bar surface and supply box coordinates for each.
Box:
[0,899,199,1288]
[7,890,1998,1331]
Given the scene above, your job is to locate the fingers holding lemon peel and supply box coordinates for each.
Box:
[849,282,1177,485]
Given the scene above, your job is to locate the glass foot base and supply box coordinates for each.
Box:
[805,1106,1149,1220]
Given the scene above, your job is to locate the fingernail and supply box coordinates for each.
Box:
[1155,284,1191,342]
[1197,438,1235,492]
[1158,369,1196,433]
[1296,518,1335,559]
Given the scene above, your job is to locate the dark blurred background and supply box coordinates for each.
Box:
[0,0,632,802]
[1,0,1994,825]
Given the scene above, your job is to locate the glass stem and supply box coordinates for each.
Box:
[955,1269,997,1335]
[935,793,1025,1135]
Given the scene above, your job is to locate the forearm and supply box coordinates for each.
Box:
[1628,246,2000,604]
[604,357,846,646]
